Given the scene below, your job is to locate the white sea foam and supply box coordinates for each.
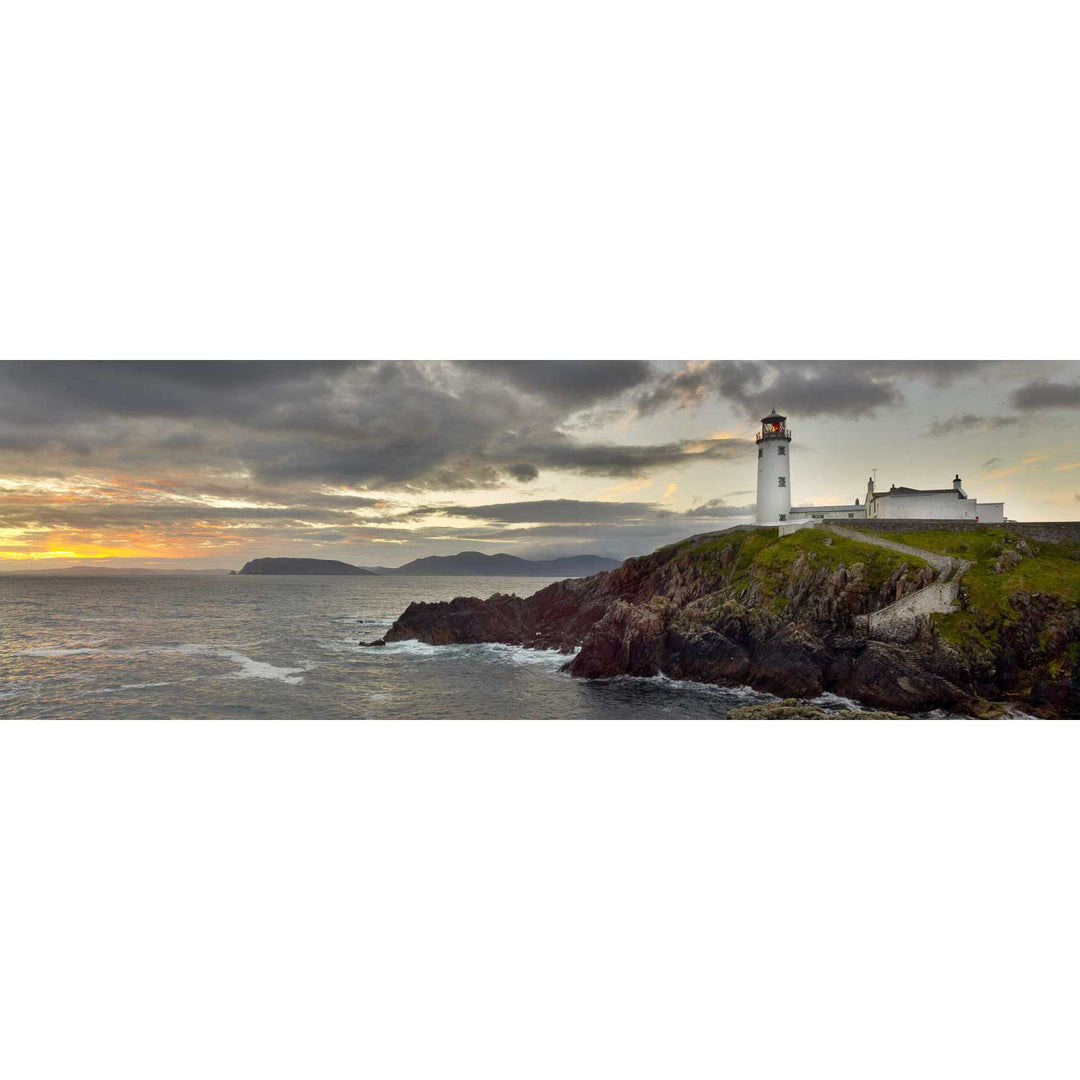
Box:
[318,638,365,653]
[170,644,307,684]
[18,646,103,656]
[810,691,865,712]
[379,640,448,658]
[90,681,175,693]
[475,642,577,668]
[378,639,577,670]
[227,653,306,683]
[595,672,774,701]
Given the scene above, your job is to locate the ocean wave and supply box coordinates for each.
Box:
[171,644,307,684]
[317,638,367,653]
[378,639,578,669]
[18,641,309,685]
[590,672,775,701]
[90,681,175,693]
[17,646,104,656]
[482,643,578,667]
[809,691,867,712]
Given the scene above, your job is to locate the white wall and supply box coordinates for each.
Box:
[755,437,791,523]
[788,507,867,521]
[872,492,1004,520]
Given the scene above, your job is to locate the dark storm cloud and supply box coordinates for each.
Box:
[0,361,350,425]
[636,360,903,419]
[0,361,725,490]
[461,361,653,408]
[635,361,760,416]
[1011,380,1080,409]
[506,463,540,482]
[399,498,751,524]
[744,364,900,418]
[635,360,1053,422]
[517,435,749,477]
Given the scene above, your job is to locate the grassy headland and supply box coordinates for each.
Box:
[865,526,1080,674]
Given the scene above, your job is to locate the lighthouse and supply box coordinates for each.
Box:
[755,408,792,523]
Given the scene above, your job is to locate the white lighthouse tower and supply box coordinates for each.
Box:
[755,408,792,523]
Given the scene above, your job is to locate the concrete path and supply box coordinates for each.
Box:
[819,523,972,641]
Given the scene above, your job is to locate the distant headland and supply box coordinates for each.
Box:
[237,558,373,575]
[237,552,622,576]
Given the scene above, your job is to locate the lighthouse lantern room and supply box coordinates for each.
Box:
[755,409,792,523]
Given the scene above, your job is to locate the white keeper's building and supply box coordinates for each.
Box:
[754,409,1005,525]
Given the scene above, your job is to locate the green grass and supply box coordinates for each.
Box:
[658,526,929,600]
[750,529,928,591]
[862,527,1080,652]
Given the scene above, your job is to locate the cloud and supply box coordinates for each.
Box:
[1012,380,1080,409]
[514,434,750,478]
[506,463,539,482]
[925,414,1025,438]
[0,361,749,491]
[636,361,905,421]
[981,457,1004,470]
[398,498,753,525]
[636,360,1068,424]
[461,361,653,408]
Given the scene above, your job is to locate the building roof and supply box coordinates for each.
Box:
[790,504,862,513]
[760,408,786,422]
[875,486,960,497]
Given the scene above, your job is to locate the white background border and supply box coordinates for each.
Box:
[2,2,1079,1077]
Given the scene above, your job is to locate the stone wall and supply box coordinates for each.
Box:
[837,520,1080,545]
[861,580,963,642]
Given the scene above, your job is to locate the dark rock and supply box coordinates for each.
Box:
[379,526,1079,718]
[843,642,962,712]
[729,698,908,720]
[358,638,386,647]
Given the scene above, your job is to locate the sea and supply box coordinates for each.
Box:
[1,574,967,719]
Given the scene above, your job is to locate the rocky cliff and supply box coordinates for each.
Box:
[382,526,1080,717]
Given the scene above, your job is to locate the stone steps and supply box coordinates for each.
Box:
[817,523,972,642]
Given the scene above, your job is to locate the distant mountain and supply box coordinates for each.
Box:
[376,551,622,576]
[237,557,374,576]
[3,553,623,578]
[0,565,231,576]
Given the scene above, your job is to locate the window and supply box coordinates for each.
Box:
[778,476,786,487]
[779,514,786,521]
[848,513,855,518]
[777,446,786,456]
[758,448,762,458]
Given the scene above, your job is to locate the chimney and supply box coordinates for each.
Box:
[953,474,965,497]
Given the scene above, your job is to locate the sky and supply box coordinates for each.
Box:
[0,360,1077,569]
